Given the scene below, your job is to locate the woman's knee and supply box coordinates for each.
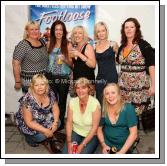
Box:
[33,133,47,143]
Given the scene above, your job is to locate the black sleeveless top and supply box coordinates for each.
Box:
[73,44,95,83]
[96,46,118,83]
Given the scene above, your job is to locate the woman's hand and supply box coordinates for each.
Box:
[67,142,73,154]
[76,143,84,154]
[43,128,54,138]
[102,144,111,154]
[50,124,58,133]
[59,54,65,61]
[14,82,21,90]
[69,48,81,59]
[113,42,119,54]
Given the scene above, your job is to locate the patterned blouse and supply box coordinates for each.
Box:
[13,39,49,87]
[15,90,56,135]
[47,47,71,76]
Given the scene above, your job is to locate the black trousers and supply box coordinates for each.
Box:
[45,73,70,126]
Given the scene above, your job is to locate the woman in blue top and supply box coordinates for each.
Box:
[94,22,118,105]
[97,83,138,154]
[46,20,72,130]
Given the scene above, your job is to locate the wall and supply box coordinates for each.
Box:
[96,5,155,46]
[5,5,155,113]
[5,5,29,114]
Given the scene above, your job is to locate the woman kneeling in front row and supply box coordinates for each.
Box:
[97,83,138,154]
[62,77,101,154]
[15,74,60,147]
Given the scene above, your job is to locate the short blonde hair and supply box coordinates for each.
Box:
[29,74,49,94]
[71,26,89,44]
[74,77,94,95]
[23,21,40,39]
[94,21,109,41]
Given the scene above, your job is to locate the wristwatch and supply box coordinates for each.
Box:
[82,142,87,147]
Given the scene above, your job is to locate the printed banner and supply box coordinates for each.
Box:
[30,5,95,41]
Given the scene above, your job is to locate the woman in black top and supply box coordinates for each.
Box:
[94,21,119,105]
[69,26,96,86]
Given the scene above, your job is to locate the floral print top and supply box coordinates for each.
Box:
[15,90,56,135]
[118,45,150,115]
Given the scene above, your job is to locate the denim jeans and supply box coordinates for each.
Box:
[62,131,98,154]
[24,132,47,146]
[23,120,61,146]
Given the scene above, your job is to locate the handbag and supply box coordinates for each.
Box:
[141,98,155,132]
[49,132,66,154]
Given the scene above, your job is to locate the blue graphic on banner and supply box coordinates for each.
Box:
[30,5,95,41]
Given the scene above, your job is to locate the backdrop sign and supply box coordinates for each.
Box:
[30,5,95,40]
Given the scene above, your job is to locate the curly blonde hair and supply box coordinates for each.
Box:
[71,26,89,44]
[23,21,40,39]
[29,74,49,95]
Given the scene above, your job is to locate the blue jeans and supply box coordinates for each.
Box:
[24,132,47,146]
[62,131,98,154]
[23,120,61,146]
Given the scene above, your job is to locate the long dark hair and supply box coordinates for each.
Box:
[48,20,68,57]
[121,18,143,46]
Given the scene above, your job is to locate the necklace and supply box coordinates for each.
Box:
[80,101,86,108]
[33,93,47,108]
[79,97,89,112]
[108,110,118,124]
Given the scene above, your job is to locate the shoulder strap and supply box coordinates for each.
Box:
[116,44,124,63]
[110,40,115,47]
[39,38,46,47]
[81,43,88,54]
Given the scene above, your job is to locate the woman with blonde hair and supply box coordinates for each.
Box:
[62,77,101,154]
[12,21,48,93]
[69,26,96,84]
[97,83,138,154]
[94,21,118,105]
[15,74,60,147]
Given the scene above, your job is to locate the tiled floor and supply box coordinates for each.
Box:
[5,114,155,154]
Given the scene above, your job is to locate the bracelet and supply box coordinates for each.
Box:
[82,142,87,147]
